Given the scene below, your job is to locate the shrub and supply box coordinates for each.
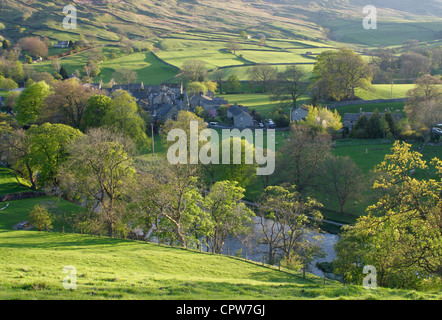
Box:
[28,204,53,231]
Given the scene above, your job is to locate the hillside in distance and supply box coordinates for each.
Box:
[0,0,441,45]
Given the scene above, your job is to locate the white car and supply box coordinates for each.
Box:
[432,127,442,134]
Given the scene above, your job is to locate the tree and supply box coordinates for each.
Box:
[399,52,431,80]
[0,128,36,189]
[224,74,241,93]
[258,185,324,273]
[349,113,369,139]
[51,58,61,74]
[220,137,257,188]
[18,37,48,57]
[366,109,383,139]
[83,95,112,130]
[112,68,137,84]
[14,81,50,125]
[41,78,94,129]
[226,40,242,55]
[101,90,151,150]
[59,66,69,80]
[271,65,309,109]
[203,180,254,254]
[0,75,18,90]
[27,123,83,189]
[320,155,364,214]
[314,48,373,101]
[181,59,207,83]
[83,61,100,79]
[275,124,332,194]
[2,39,10,50]
[60,128,136,238]
[211,69,225,94]
[186,81,208,97]
[249,64,276,93]
[134,161,203,247]
[29,204,53,231]
[303,105,343,134]
[335,142,442,289]
[405,74,442,135]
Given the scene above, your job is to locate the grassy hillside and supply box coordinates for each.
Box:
[0,167,441,300]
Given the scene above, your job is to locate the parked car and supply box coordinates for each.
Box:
[258,122,265,128]
[209,122,218,127]
[432,127,442,135]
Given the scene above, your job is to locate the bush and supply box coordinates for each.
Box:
[28,204,53,231]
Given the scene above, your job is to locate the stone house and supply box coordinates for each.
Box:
[291,105,310,122]
[227,104,254,129]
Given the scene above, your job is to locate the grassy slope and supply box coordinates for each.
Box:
[1,170,440,300]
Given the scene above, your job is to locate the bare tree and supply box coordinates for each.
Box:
[275,124,332,195]
[320,155,364,214]
[249,63,277,93]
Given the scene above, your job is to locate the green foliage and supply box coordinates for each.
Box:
[27,123,83,188]
[102,90,151,151]
[304,105,342,134]
[14,81,50,125]
[83,95,112,130]
[28,204,53,231]
[224,74,241,94]
[314,48,373,101]
[335,141,442,289]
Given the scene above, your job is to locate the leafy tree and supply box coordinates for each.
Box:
[181,59,207,82]
[27,123,83,189]
[134,162,203,247]
[186,81,208,96]
[314,48,373,101]
[303,105,343,134]
[60,128,136,238]
[102,90,151,151]
[14,81,50,125]
[258,185,324,273]
[0,75,18,90]
[366,109,383,139]
[220,137,257,188]
[41,78,94,129]
[0,128,36,189]
[83,95,112,130]
[59,66,69,80]
[203,180,254,254]
[226,39,242,55]
[224,74,241,93]
[2,39,10,50]
[349,113,369,139]
[29,204,53,231]
[335,142,442,289]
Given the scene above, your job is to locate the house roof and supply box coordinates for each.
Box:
[228,104,251,118]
